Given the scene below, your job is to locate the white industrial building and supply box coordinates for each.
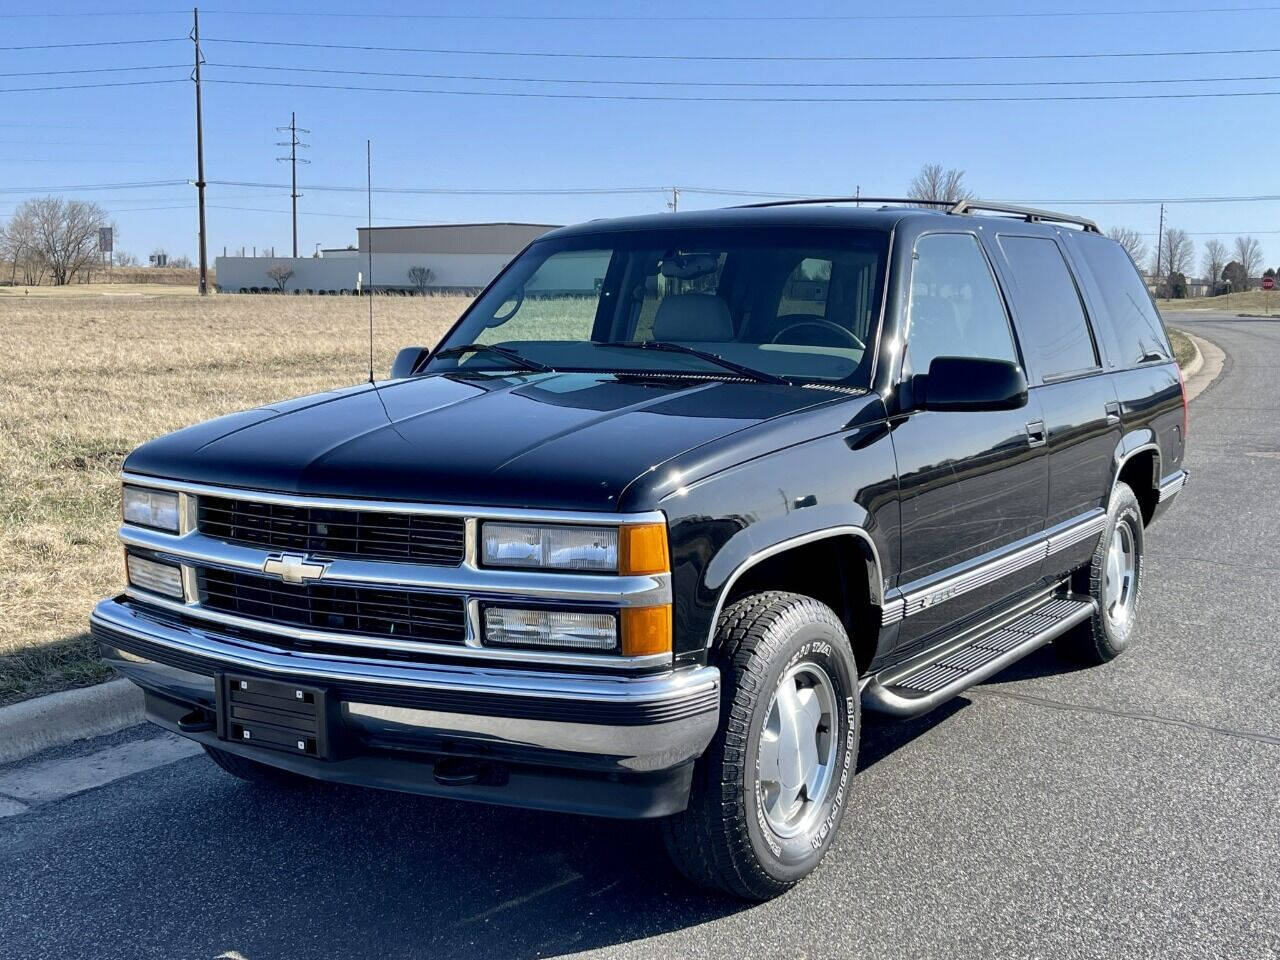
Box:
[214,222,559,294]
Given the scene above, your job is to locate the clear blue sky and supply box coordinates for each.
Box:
[2,1,1278,271]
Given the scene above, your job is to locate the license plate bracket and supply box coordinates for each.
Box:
[216,674,331,760]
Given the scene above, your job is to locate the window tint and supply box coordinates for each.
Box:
[1072,234,1172,366]
[905,233,1018,377]
[999,235,1099,380]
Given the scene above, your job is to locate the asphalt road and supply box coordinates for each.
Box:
[2,312,1277,960]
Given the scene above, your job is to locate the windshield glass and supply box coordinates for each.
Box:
[426,226,889,386]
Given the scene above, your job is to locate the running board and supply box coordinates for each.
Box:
[861,595,1097,718]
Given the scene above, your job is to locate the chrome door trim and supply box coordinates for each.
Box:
[879,509,1108,625]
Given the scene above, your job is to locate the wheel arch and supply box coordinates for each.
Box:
[1111,435,1162,525]
[705,527,888,674]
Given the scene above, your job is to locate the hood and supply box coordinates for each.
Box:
[123,372,844,510]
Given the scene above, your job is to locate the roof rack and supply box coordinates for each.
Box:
[733,196,952,210]
[730,195,1100,233]
[947,200,1100,233]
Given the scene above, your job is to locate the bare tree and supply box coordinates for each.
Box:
[1,202,45,285]
[907,163,974,205]
[1106,227,1148,266]
[169,254,193,269]
[1233,235,1263,282]
[265,264,294,292]
[1202,239,1228,293]
[1157,227,1194,277]
[407,265,435,294]
[20,196,109,285]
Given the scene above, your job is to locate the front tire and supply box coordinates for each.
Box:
[662,591,860,901]
[1057,480,1145,665]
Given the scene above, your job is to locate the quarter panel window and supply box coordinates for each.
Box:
[998,235,1099,380]
[1071,234,1172,366]
[905,233,1018,377]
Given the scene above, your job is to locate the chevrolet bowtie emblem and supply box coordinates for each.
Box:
[262,553,328,584]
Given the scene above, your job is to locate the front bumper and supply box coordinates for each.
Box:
[91,597,720,818]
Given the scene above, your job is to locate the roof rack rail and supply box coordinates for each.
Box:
[729,195,1100,233]
[732,196,951,210]
[947,200,1100,233]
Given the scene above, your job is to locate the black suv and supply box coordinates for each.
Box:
[93,199,1188,900]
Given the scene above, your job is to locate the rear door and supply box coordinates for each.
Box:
[889,231,1049,654]
[989,230,1121,580]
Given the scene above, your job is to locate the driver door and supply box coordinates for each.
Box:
[889,231,1049,655]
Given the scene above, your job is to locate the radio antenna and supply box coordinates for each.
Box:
[366,138,374,384]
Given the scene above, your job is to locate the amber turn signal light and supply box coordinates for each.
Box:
[618,522,669,576]
[620,605,673,657]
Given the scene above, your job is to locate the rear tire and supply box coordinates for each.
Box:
[203,745,315,789]
[662,591,860,901]
[1057,481,1145,665]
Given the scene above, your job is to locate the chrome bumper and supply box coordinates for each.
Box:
[91,597,720,776]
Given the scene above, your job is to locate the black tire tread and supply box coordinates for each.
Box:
[661,590,853,901]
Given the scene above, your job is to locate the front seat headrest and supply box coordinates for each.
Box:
[651,293,733,342]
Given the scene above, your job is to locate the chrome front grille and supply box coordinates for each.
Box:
[199,567,467,645]
[197,495,466,566]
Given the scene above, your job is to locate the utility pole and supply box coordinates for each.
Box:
[276,112,310,257]
[191,7,208,295]
[1155,202,1166,294]
[667,187,680,213]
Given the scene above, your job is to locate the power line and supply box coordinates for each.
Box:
[205,77,1280,103]
[205,37,1280,63]
[0,38,184,50]
[0,179,188,194]
[202,5,1280,20]
[208,62,1280,90]
[0,79,187,94]
[0,65,188,79]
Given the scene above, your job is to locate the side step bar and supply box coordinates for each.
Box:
[862,594,1096,718]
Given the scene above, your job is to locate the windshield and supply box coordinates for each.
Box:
[426,226,889,387]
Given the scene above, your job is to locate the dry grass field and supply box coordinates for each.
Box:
[1156,290,1280,314]
[0,291,471,704]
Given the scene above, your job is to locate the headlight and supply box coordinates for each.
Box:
[125,553,184,599]
[123,485,180,532]
[483,607,618,651]
[482,605,672,657]
[480,522,668,575]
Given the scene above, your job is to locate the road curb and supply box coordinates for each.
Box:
[0,679,143,766]
[1181,330,1224,403]
[1178,330,1204,382]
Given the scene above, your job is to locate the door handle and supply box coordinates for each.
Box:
[1105,401,1122,425]
[1025,420,1047,447]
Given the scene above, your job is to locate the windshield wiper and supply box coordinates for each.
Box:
[598,340,789,385]
[431,343,552,373]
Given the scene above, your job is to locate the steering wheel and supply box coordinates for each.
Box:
[772,317,864,350]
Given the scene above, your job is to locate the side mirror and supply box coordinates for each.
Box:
[390,346,429,379]
[915,356,1028,412]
